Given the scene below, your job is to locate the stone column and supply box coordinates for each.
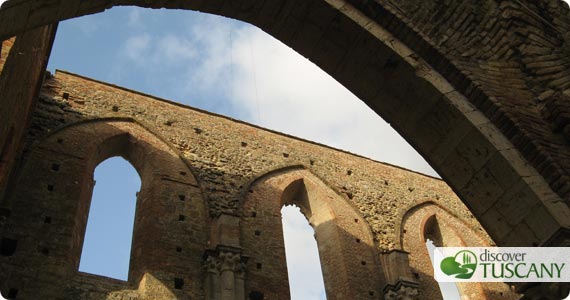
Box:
[220,250,240,300]
[204,254,222,300]
[380,250,419,300]
[205,213,248,300]
[234,259,246,300]
[204,246,248,300]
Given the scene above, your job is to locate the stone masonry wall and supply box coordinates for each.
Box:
[0,70,518,299]
[35,70,486,251]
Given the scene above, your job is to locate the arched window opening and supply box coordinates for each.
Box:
[424,215,462,300]
[281,205,326,300]
[79,157,141,280]
[426,239,461,300]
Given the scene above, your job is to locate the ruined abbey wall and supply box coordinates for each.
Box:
[2,0,570,298]
[32,70,480,248]
[0,70,517,299]
[1,0,570,256]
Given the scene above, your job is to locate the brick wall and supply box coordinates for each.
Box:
[35,70,485,248]
[402,203,517,300]
[0,70,518,299]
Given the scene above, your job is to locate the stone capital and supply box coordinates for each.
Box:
[203,245,248,274]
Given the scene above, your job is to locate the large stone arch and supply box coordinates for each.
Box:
[2,1,570,297]
[0,119,208,299]
[240,167,385,300]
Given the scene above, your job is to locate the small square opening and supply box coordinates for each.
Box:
[249,291,264,300]
[0,238,17,256]
[174,278,184,289]
[7,288,18,299]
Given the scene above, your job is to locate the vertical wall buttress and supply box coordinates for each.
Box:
[205,213,248,300]
[0,24,57,202]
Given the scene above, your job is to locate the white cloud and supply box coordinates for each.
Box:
[121,32,198,68]
[157,34,197,61]
[115,13,435,174]
[122,33,151,62]
[116,14,437,176]
[181,22,437,176]
[127,8,142,28]
[184,18,237,91]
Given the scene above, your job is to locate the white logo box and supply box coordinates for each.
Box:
[433,247,570,282]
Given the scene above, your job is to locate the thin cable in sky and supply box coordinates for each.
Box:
[230,29,234,102]
[248,32,262,124]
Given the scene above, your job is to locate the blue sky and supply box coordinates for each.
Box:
[78,157,140,280]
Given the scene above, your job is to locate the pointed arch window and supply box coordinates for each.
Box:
[79,157,140,280]
[425,239,461,300]
[243,172,383,299]
[281,205,327,300]
[424,215,465,300]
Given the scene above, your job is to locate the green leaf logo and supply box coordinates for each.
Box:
[440,250,477,279]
